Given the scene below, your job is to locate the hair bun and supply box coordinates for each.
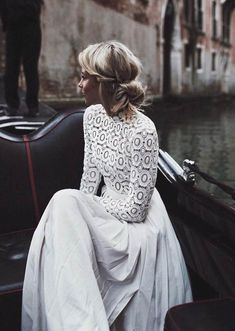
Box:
[115,80,145,109]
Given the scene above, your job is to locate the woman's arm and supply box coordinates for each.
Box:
[79,108,101,195]
[101,127,158,223]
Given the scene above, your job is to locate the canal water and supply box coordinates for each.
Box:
[146,96,235,206]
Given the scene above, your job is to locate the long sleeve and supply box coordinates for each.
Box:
[101,128,158,223]
[79,109,102,195]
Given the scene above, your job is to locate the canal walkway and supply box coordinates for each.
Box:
[0,75,55,119]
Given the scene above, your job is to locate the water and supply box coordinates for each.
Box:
[147,97,235,206]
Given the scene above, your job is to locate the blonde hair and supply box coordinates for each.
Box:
[78,40,145,117]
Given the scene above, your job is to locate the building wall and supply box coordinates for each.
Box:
[39,0,158,99]
[30,0,235,98]
[180,0,229,95]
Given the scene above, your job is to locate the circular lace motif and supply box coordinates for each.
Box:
[81,105,158,223]
[132,152,141,166]
[139,170,150,187]
[143,152,152,166]
[135,188,145,202]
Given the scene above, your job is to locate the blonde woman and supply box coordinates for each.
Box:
[22,41,192,331]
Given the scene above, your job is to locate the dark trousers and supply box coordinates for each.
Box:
[4,21,41,110]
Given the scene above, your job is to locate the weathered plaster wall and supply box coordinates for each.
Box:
[40,0,158,99]
[38,0,235,99]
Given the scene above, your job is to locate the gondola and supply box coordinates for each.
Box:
[0,107,234,331]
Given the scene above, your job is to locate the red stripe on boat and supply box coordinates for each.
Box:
[23,135,40,223]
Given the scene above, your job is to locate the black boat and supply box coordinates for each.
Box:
[0,107,235,331]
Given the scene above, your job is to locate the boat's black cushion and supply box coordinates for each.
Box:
[0,135,35,233]
[0,289,22,331]
[164,298,235,331]
[0,109,85,234]
[0,109,85,329]
[0,229,34,330]
[0,109,85,274]
[0,229,34,293]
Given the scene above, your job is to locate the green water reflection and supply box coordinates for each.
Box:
[147,97,235,206]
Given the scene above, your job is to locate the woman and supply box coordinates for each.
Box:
[22,40,192,331]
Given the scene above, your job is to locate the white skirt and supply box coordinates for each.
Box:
[22,188,192,331]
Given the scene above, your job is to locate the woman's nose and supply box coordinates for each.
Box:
[76,80,82,94]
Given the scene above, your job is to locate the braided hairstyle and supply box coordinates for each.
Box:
[78,40,145,118]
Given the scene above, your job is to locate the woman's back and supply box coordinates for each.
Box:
[82,104,159,223]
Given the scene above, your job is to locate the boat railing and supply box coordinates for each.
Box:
[183,159,235,201]
[158,149,196,184]
[159,150,235,202]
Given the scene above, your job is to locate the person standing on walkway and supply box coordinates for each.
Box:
[0,0,43,116]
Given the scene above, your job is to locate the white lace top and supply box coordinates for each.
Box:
[80,104,159,223]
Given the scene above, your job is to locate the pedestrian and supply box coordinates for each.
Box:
[0,0,43,117]
[22,40,192,331]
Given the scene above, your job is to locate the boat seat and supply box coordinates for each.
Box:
[164,297,235,331]
[0,229,34,294]
[0,109,85,234]
[0,229,34,330]
[0,109,85,330]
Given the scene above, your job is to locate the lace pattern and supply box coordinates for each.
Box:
[80,105,159,223]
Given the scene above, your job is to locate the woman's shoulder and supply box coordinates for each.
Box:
[83,104,105,124]
[133,110,157,134]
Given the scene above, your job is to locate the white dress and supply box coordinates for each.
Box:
[22,104,192,331]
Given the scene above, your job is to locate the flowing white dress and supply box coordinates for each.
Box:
[22,104,192,331]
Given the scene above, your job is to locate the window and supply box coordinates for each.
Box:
[211,52,216,71]
[196,0,203,30]
[184,43,191,69]
[196,47,202,70]
[184,0,191,24]
[212,1,217,39]
[222,5,230,44]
